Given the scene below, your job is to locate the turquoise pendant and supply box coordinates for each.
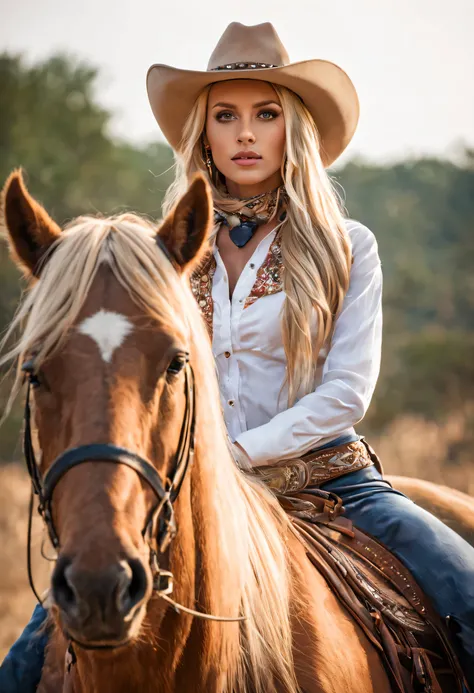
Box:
[229,221,258,248]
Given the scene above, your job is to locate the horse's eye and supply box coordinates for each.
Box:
[167,355,187,376]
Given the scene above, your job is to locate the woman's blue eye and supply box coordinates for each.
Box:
[258,110,279,120]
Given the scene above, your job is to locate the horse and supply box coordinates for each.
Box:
[0,170,419,693]
[387,476,474,547]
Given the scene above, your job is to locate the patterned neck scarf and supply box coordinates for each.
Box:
[212,186,287,248]
[213,185,286,229]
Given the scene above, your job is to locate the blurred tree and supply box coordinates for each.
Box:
[368,330,474,426]
[0,53,175,220]
[336,157,474,331]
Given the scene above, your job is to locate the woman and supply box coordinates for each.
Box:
[2,20,474,692]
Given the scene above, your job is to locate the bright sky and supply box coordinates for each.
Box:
[1,0,473,164]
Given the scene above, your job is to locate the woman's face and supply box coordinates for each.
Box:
[205,80,286,197]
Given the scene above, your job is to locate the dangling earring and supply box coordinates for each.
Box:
[204,145,214,180]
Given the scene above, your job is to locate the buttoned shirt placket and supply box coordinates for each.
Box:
[212,230,277,442]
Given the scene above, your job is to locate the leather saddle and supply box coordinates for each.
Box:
[274,488,468,693]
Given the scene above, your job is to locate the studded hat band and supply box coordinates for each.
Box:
[211,62,279,71]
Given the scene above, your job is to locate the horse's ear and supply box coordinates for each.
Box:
[158,174,213,273]
[1,169,62,277]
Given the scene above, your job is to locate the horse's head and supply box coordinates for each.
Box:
[1,170,214,647]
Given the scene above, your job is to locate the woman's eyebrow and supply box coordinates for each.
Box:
[211,100,281,109]
[253,100,281,108]
[211,102,236,109]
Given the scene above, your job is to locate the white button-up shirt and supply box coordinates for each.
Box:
[211,220,383,466]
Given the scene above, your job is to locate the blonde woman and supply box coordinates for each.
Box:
[2,21,474,693]
[150,20,474,688]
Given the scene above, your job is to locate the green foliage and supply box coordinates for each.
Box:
[335,158,474,332]
[0,50,473,461]
[0,52,175,223]
[369,330,474,428]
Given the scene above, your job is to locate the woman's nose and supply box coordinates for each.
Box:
[237,128,256,145]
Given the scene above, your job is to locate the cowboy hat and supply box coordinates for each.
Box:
[146,22,359,167]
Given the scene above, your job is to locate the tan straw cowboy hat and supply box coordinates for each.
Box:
[147,22,359,166]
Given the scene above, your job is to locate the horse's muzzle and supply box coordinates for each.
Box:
[51,553,150,644]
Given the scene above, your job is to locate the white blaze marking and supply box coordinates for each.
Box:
[78,309,133,363]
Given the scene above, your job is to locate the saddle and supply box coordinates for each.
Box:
[251,441,469,693]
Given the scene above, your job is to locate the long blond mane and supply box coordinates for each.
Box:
[0,213,299,693]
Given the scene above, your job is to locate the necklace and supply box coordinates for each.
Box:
[213,187,286,248]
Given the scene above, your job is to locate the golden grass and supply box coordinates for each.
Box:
[0,415,472,662]
[371,414,474,494]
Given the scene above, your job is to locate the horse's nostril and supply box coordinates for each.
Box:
[52,556,77,611]
[116,558,149,616]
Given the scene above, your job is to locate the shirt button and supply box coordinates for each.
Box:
[228,399,235,406]
[250,263,255,269]
[224,351,231,358]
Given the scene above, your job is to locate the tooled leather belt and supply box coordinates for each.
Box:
[251,438,383,495]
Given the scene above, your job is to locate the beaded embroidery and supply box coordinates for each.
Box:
[190,252,217,336]
[244,232,283,309]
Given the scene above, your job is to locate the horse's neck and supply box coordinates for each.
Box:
[72,628,220,693]
[73,643,172,693]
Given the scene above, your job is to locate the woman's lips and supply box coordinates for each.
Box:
[232,158,261,166]
[231,151,262,167]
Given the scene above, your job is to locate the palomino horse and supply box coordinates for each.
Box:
[1,171,402,693]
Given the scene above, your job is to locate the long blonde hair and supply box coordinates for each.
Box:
[163,82,352,406]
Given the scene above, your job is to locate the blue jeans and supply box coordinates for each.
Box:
[0,603,49,692]
[2,437,474,691]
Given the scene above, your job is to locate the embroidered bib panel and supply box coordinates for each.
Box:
[190,233,283,338]
[190,252,217,335]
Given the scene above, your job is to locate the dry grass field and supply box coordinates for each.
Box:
[371,414,474,494]
[0,415,472,663]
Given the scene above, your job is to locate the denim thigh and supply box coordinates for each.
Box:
[0,603,48,693]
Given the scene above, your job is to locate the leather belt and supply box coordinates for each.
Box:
[251,438,382,495]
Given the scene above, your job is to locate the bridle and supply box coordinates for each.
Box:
[23,352,245,632]
[22,354,196,604]
[21,237,245,629]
